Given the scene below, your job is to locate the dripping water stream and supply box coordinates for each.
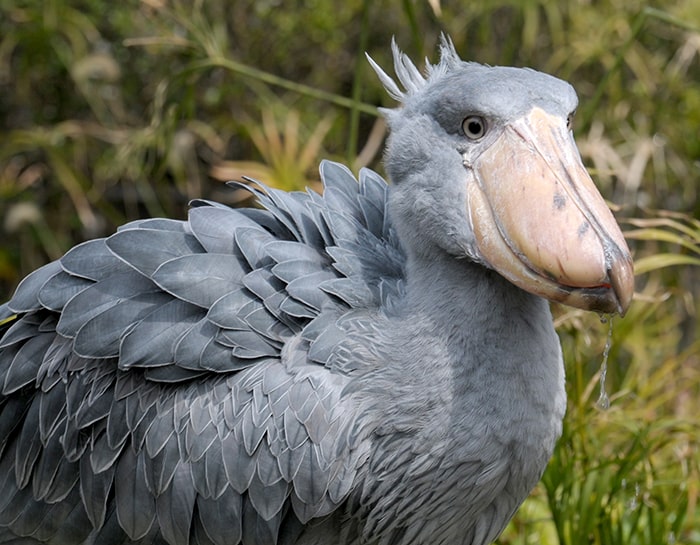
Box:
[595,316,614,410]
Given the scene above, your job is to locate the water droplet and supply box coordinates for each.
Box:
[595,390,610,410]
[595,317,614,411]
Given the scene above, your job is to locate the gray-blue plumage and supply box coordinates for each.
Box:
[0,36,634,545]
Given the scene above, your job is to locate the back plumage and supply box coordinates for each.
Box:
[0,162,403,545]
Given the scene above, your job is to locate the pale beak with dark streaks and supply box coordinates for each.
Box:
[466,107,634,315]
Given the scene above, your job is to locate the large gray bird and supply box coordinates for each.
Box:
[0,38,633,545]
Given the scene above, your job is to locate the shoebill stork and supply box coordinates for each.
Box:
[0,37,633,545]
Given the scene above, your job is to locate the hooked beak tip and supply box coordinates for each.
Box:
[609,251,635,316]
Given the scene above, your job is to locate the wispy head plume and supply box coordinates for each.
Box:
[366,34,462,104]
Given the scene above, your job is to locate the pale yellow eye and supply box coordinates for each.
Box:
[462,116,486,140]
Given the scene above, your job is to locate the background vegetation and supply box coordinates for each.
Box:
[1,0,698,543]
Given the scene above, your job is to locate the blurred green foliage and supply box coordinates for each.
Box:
[0,0,698,543]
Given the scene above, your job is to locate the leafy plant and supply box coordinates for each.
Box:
[210,107,334,194]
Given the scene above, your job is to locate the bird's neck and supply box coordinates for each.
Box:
[401,246,563,401]
[370,245,566,438]
[402,248,546,335]
[348,248,566,544]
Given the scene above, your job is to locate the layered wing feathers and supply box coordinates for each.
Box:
[0,162,404,545]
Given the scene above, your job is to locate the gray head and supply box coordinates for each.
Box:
[370,37,577,130]
[368,36,634,315]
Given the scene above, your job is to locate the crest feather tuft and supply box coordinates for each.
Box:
[367,34,463,104]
